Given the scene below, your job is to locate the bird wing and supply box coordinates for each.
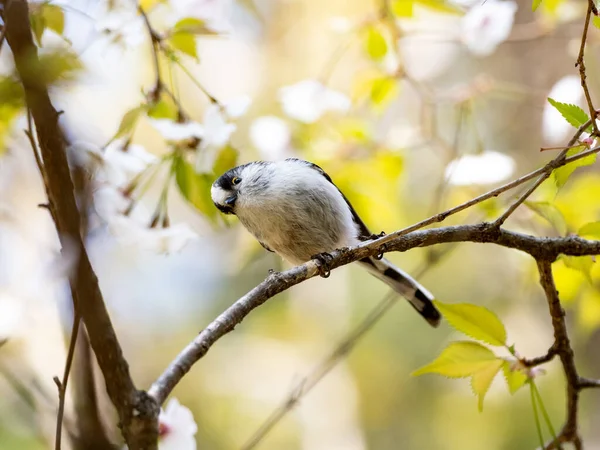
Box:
[285,158,372,239]
[259,240,274,252]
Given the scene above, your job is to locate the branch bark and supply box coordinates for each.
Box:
[149,223,600,404]
[2,1,158,447]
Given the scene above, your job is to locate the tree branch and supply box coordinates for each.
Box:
[149,223,600,404]
[2,1,158,447]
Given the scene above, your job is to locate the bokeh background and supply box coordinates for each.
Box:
[1,0,600,449]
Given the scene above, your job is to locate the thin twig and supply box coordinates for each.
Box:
[522,346,558,367]
[493,119,593,227]
[55,313,81,450]
[575,1,598,135]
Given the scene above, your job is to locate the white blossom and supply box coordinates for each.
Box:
[542,76,583,145]
[461,0,517,56]
[168,0,234,33]
[224,96,252,118]
[102,142,159,187]
[149,120,205,142]
[250,116,292,160]
[195,104,237,173]
[445,151,516,185]
[0,292,23,342]
[158,398,198,450]
[109,218,199,254]
[95,6,146,48]
[279,79,351,124]
[328,16,354,34]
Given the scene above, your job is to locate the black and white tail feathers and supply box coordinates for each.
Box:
[359,256,441,327]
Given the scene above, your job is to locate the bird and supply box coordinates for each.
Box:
[210,158,440,327]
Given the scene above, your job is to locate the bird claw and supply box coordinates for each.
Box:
[311,252,333,278]
[369,231,386,240]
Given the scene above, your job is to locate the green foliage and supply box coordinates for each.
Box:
[173,154,218,222]
[35,50,83,85]
[559,255,594,283]
[532,0,543,11]
[172,18,218,36]
[369,77,398,110]
[29,3,65,46]
[553,146,597,190]
[114,105,147,140]
[391,0,414,17]
[578,221,600,240]
[547,98,591,131]
[212,145,238,177]
[434,301,507,346]
[0,77,24,155]
[147,96,179,120]
[502,361,528,394]
[364,26,388,61]
[524,201,567,235]
[169,32,199,60]
[413,341,503,411]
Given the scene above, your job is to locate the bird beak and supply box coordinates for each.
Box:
[214,194,237,215]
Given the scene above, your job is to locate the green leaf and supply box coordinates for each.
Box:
[169,32,198,60]
[29,11,46,46]
[37,50,83,85]
[433,301,507,346]
[369,77,398,109]
[559,255,594,283]
[43,4,65,35]
[115,105,147,139]
[415,0,464,14]
[547,98,591,131]
[391,0,414,17]
[412,341,498,378]
[524,201,567,235]
[173,17,218,35]
[502,361,528,394]
[578,221,600,240]
[593,16,600,29]
[553,146,597,190]
[472,359,503,411]
[147,96,179,120]
[364,26,388,61]
[173,155,217,221]
[212,145,238,176]
[532,0,543,11]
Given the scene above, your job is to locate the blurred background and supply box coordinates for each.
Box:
[1,0,600,448]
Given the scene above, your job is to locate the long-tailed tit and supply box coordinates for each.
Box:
[211,158,440,327]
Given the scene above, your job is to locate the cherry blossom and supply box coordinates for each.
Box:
[158,398,198,450]
[279,79,351,124]
[250,116,293,160]
[95,4,146,48]
[461,0,518,56]
[108,218,199,254]
[445,151,516,185]
[149,120,205,142]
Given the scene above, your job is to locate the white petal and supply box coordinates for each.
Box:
[202,105,236,147]
[250,116,292,160]
[102,143,158,188]
[159,398,198,450]
[542,75,583,145]
[224,95,252,118]
[461,1,518,56]
[445,151,516,185]
[0,292,24,341]
[279,79,350,123]
[328,16,354,34]
[149,119,205,141]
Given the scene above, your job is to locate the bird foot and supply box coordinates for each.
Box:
[369,231,386,240]
[311,252,333,278]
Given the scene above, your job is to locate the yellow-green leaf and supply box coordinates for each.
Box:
[578,221,600,240]
[212,145,238,176]
[553,146,597,190]
[391,0,414,17]
[173,17,218,35]
[115,105,147,139]
[560,255,594,283]
[524,201,567,235]
[29,10,46,46]
[547,98,591,130]
[37,50,83,85]
[139,0,166,11]
[369,77,398,109]
[173,155,217,221]
[416,0,464,14]
[43,4,65,35]
[147,96,179,120]
[412,341,498,378]
[594,16,600,29]
[532,0,543,11]
[472,359,503,411]
[433,301,507,346]
[502,361,528,394]
[364,26,387,61]
[169,32,198,60]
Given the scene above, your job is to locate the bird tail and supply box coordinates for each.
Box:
[359,257,441,327]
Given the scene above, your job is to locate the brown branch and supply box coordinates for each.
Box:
[575,1,598,135]
[522,345,558,368]
[149,223,600,404]
[55,313,81,450]
[494,119,593,227]
[2,1,158,448]
[536,260,581,449]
